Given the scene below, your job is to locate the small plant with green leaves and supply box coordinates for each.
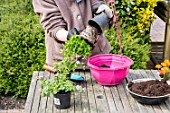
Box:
[55,34,92,76]
[41,34,91,96]
[41,73,86,96]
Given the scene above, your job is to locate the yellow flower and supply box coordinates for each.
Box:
[161,62,168,67]
[128,36,132,39]
[159,69,166,75]
[163,67,169,73]
[155,64,162,69]
[133,6,138,10]
[163,60,170,66]
[156,59,170,79]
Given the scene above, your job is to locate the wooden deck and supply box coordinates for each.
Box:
[24,70,170,113]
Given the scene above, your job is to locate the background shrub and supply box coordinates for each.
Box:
[110,0,161,43]
[105,24,151,69]
[0,0,45,98]
[104,0,161,69]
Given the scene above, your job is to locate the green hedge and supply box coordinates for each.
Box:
[0,0,45,98]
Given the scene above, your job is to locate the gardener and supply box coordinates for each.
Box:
[32,0,113,69]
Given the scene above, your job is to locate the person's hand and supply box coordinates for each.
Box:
[56,28,79,42]
[67,28,80,40]
[96,4,113,18]
[79,25,98,46]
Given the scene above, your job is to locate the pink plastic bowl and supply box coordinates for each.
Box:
[87,54,133,86]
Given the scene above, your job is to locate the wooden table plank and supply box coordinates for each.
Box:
[125,73,141,113]
[79,71,90,113]
[31,71,44,113]
[72,72,83,113]
[103,86,117,113]
[117,80,133,113]
[0,110,7,113]
[110,86,124,113]
[38,71,50,113]
[46,73,55,113]
[84,71,97,113]
[67,93,75,113]
[53,102,61,113]
[24,71,39,113]
[91,73,110,113]
[129,70,151,113]
[138,70,162,113]
[51,73,61,113]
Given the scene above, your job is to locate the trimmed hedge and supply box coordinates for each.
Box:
[0,0,45,98]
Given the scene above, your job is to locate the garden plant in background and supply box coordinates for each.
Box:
[104,0,162,69]
[111,0,162,43]
[0,0,45,98]
[155,60,170,80]
[105,24,151,69]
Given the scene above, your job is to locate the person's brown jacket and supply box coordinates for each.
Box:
[32,0,111,66]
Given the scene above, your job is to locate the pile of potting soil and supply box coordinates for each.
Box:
[128,79,170,96]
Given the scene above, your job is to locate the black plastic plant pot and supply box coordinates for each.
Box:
[53,92,71,109]
[88,12,110,34]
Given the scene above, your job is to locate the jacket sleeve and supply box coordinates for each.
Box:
[91,0,105,14]
[32,0,67,39]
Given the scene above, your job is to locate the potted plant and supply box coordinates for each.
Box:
[41,73,85,109]
[41,34,91,109]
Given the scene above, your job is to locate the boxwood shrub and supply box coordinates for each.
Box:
[0,0,45,98]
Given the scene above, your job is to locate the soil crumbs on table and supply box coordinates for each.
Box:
[0,96,25,110]
[128,79,170,96]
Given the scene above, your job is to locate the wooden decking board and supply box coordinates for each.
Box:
[24,71,170,113]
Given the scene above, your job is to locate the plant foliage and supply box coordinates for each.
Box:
[0,0,45,98]
[109,0,162,43]
[41,35,91,96]
[105,25,151,69]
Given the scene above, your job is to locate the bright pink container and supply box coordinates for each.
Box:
[87,54,133,86]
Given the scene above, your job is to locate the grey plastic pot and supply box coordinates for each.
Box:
[88,12,110,34]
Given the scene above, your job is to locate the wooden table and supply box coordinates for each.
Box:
[24,70,170,113]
